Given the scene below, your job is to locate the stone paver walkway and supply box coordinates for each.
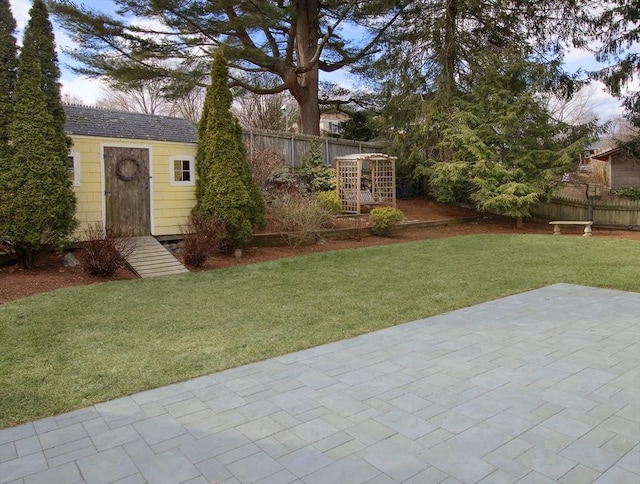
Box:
[1,284,639,484]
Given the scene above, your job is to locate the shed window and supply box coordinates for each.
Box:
[68,151,80,186]
[170,155,194,186]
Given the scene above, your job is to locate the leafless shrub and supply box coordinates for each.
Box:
[180,215,227,268]
[82,223,134,277]
[268,192,336,248]
[249,148,282,192]
[249,148,302,202]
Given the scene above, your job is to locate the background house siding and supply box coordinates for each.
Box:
[610,152,640,189]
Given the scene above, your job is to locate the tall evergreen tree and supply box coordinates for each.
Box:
[429,51,593,226]
[0,0,17,154]
[193,49,265,248]
[593,0,640,154]
[594,1,639,121]
[372,0,588,181]
[30,0,70,147]
[0,0,77,268]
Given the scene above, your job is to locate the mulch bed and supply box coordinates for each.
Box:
[1,199,638,303]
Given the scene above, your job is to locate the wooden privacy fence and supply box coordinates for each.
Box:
[243,129,386,168]
[531,196,640,227]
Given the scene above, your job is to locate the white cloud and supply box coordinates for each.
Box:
[589,82,625,121]
[60,76,106,105]
[563,45,606,74]
[9,0,107,105]
[8,0,29,31]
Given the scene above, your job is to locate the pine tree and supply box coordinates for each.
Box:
[49,0,405,135]
[594,1,639,120]
[193,49,265,248]
[593,0,640,154]
[430,52,593,226]
[0,0,17,153]
[0,0,77,268]
[374,0,588,182]
[29,0,70,148]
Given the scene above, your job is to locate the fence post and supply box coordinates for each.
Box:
[291,135,295,169]
[325,138,330,166]
[249,129,254,164]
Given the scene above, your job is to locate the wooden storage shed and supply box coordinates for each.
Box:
[64,104,198,237]
[335,153,396,214]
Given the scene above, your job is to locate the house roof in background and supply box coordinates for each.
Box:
[63,104,198,143]
[591,146,623,161]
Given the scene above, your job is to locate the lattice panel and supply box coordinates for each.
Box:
[338,159,361,213]
[372,158,396,204]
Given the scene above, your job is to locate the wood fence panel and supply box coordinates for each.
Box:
[532,196,640,226]
[243,129,385,168]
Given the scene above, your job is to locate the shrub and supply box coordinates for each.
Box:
[180,214,226,268]
[299,140,336,192]
[249,148,302,202]
[617,186,640,200]
[269,165,302,195]
[268,192,336,248]
[249,148,284,195]
[316,190,342,215]
[82,223,133,277]
[369,207,404,236]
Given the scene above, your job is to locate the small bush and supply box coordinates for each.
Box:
[369,207,404,236]
[299,140,336,192]
[616,186,640,200]
[269,165,303,197]
[268,192,336,248]
[316,190,342,215]
[249,148,285,196]
[82,223,134,277]
[180,215,226,268]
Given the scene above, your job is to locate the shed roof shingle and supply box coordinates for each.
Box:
[63,104,198,143]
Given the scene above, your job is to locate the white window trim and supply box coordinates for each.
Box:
[69,151,81,186]
[169,154,195,186]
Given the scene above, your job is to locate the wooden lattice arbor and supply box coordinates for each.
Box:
[335,153,397,214]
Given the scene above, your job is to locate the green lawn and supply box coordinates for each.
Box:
[1,234,639,428]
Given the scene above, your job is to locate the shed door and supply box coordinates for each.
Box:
[104,147,151,236]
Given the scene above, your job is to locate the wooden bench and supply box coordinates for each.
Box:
[549,221,593,236]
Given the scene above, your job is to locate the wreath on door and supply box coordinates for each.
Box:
[115,158,141,181]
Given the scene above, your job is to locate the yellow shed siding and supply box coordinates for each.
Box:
[69,135,197,238]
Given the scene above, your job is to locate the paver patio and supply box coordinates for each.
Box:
[1,283,638,483]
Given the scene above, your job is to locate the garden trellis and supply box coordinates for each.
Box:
[335,153,396,214]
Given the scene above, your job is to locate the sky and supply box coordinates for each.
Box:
[8,0,633,123]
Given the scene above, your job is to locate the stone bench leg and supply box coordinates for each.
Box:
[553,225,561,235]
[583,225,593,237]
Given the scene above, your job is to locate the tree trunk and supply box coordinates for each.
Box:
[440,0,458,100]
[297,69,321,136]
[516,216,523,228]
[293,0,321,136]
